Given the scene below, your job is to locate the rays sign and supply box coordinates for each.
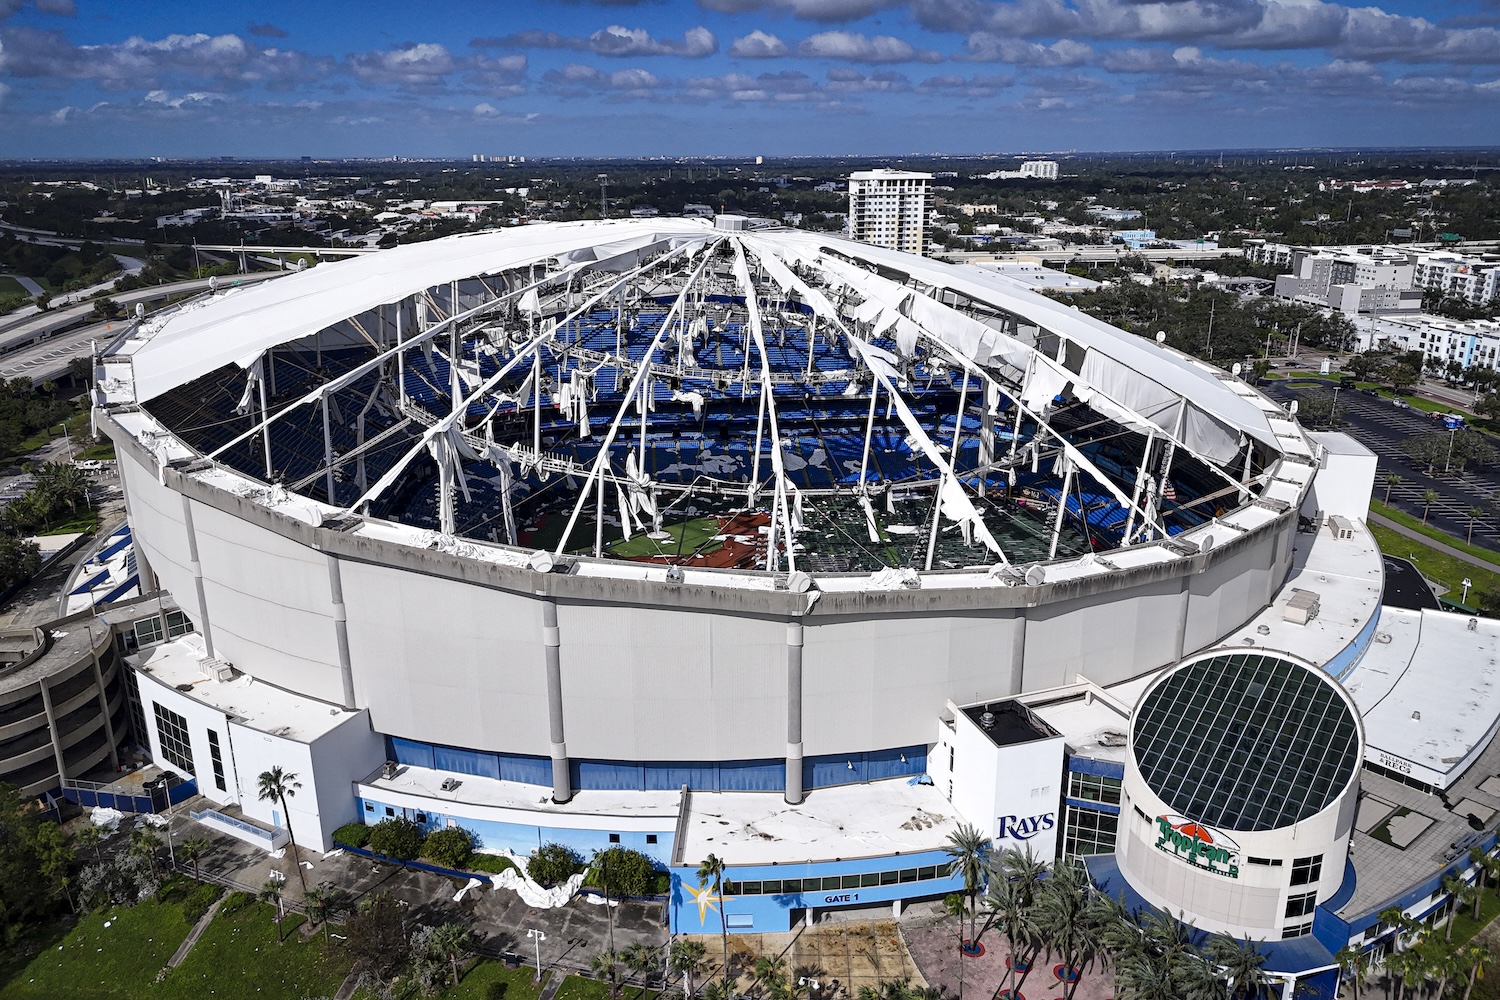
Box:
[1154,814,1241,879]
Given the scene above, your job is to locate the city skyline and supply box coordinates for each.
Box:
[1,0,1498,158]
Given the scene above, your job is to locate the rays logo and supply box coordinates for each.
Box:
[996,812,1056,841]
[1153,814,1241,879]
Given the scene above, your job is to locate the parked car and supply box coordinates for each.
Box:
[1393,398,1411,409]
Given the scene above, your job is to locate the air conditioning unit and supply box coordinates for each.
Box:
[1283,589,1321,625]
[198,657,234,682]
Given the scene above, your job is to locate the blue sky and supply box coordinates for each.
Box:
[0,0,1497,158]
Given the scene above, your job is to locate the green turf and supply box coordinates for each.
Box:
[1370,500,1500,567]
[156,902,350,1000]
[552,975,660,1000]
[1368,521,1500,608]
[433,962,550,999]
[607,517,724,560]
[76,440,116,462]
[0,277,28,298]
[0,900,193,1000]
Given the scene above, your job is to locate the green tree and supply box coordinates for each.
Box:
[345,892,409,982]
[421,826,474,869]
[34,821,74,912]
[369,817,424,860]
[257,766,307,893]
[1383,473,1402,504]
[430,921,478,987]
[1422,488,1440,525]
[1336,944,1368,1000]
[259,877,286,944]
[624,942,662,989]
[302,884,341,948]
[1444,873,1479,940]
[129,827,162,874]
[73,822,103,864]
[592,949,624,999]
[1390,364,1420,394]
[697,853,730,989]
[1034,859,1105,1000]
[527,842,583,887]
[943,822,991,951]
[1461,943,1492,1000]
[671,937,708,1000]
[179,835,211,879]
[1205,934,1272,1000]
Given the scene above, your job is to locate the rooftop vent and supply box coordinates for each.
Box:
[1328,515,1355,540]
[979,711,996,730]
[1283,589,1321,625]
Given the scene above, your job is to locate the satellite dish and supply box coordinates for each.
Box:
[134,303,145,320]
[1155,331,1167,343]
[527,550,555,573]
[1200,534,1215,552]
[1024,565,1046,587]
[786,570,813,594]
[208,275,218,293]
[1231,363,1242,377]
[1289,400,1299,415]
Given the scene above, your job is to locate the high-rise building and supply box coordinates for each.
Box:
[848,169,931,255]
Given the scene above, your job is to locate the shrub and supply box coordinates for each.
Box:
[587,846,658,898]
[367,817,423,860]
[333,822,371,849]
[527,842,583,888]
[218,890,255,916]
[421,827,474,869]
[469,854,518,875]
[180,882,222,924]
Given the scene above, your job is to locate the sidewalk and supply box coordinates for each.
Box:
[1367,511,1500,573]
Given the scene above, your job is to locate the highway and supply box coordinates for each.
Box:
[0,271,287,384]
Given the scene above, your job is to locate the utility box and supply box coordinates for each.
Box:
[1283,589,1321,625]
[1328,515,1355,540]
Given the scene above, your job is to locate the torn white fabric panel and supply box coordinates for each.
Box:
[1019,359,1069,411]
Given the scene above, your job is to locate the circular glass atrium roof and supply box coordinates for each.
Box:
[1131,650,1361,832]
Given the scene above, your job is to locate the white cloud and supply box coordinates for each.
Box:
[798,31,944,62]
[347,42,456,88]
[729,30,790,58]
[697,0,902,22]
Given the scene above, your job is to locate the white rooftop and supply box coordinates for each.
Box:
[1344,607,1500,787]
[1023,683,1133,764]
[678,778,958,867]
[132,635,357,743]
[358,763,681,826]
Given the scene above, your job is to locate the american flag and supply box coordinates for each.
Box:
[1162,481,1178,502]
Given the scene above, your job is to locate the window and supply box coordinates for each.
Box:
[1283,921,1313,939]
[1066,771,1122,805]
[165,609,193,638]
[385,806,395,817]
[152,703,194,774]
[1063,805,1119,858]
[365,802,374,812]
[1248,857,1283,867]
[206,729,226,792]
[1291,856,1323,886]
[608,833,621,844]
[725,866,952,896]
[134,616,164,646]
[646,835,658,845]
[1285,892,1317,919]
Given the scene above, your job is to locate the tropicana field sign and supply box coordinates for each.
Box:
[1154,814,1241,879]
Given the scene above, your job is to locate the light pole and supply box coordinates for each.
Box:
[527,928,546,984]
[1445,426,1458,474]
[1463,578,1473,604]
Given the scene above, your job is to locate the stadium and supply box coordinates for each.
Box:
[89,216,1500,995]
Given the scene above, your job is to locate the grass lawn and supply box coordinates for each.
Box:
[432,961,550,1000]
[0,900,193,1000]
[1367,520,1500,605]
[1370,500,1500,567]
[76,440,116,462]
[1443,886,1500,948]
[158,900,351,1000]
[0,277,29,298]
[39,504,101,535]
[553,976,659,1000]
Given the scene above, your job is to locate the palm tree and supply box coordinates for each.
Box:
[129,828,162,873]
[753,954,788,998]
[943,893,967,1000]
[1116,954,1178,1000]
[943,823,991,952]
[696,854,730,990]
[624,942,662,989]
[1428,944,1463,1000]
[1170,950,1227,1000]
[1335,944,1368,1000]
[1384,473,1402,504]
[594,849,620,968]
[699,981,732,1000]
[74,824,103,864]
[1206,934,1271,1000]
[593,949,624,999]
[982,876,1030,998]
[430,922,478,987]
[1462,943,1492,1000]
[671,938,708,1000]
[1471,848,1500,920]
[1444,874,1478,940]
[259,877,286,944]
[1422,488,1439,525]
[1469,506,1488,544]
[1034,860,1105,1000]
[179,836,211,879]
[302,885,341,948]
[257,767,307,894]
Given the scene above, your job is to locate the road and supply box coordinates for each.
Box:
[1264,378,1500,553]
[0,271,286,382]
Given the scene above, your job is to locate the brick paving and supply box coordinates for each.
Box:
[900,906,1115,1000]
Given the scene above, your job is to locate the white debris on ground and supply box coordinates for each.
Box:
[581,893,619,907]
[268,847,286,859]
[481,849,584,907]
[138,813,168,829]
[90,807,123,833]
[453,877,483,902]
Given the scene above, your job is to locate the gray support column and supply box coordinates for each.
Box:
[180,495,215,659]
[326,555,357,710]
[1174,573,1193,662]
[38,678,68,786]
[785,621,805,805]
[542,598,572,803]
[89,643,120,770]
[1007,612,1027,695]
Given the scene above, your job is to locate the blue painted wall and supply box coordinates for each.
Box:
[355,795,676,870]
[669,848,961,934]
